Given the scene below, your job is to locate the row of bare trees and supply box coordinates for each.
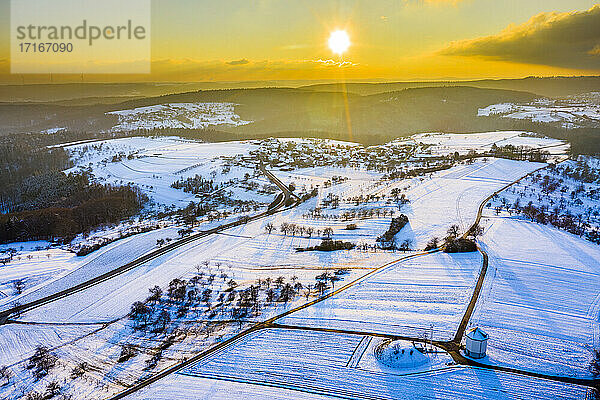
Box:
[265,222,334,239]
[303,207,395,221]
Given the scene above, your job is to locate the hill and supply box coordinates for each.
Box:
[109,86,537,141]
[300,76,600,98]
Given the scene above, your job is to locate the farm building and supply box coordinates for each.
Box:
[465,327,488,359]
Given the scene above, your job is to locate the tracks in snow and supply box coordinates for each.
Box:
[0,164,295,325]
[107,162,600,400]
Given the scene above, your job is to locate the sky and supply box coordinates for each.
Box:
[1,0,599,83]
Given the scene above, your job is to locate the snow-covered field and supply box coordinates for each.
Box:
[128,375,336,400]
[107,102,252,131]
[0,323,99,367]
[4,131,596,399]
[9,158,544,323]
[0,226,180,313]
[385,158,543,248]
[0,244,77,304]
[17,224,259,323]
[64,136,271,209]
[147,328,589,400]
[279,252,482,340]
[275,158,545,249]
[0,316,251,400]
[488,157,600,240]
[479,94,600,128]
[472,215,600,377]
[399,131,568,157]
[14,208,388,324]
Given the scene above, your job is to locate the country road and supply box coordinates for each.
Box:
[103,161,600,400]
[0,163,297,324]
[3,158,593,400]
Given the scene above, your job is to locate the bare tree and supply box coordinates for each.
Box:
[278,284,295,303]
[146,286,162,304]
[266,288,275,303]
[274,276,285,289]
[155,310,171,332]
[130,301,151,329]
[117,344,137,363]
[0,365,12,386]
[45,381,62,398]
[25,391,43,400]
[446,224,460,239]
[329,275,341,289]
[265,222,275,234]
[13,279,25,295]
[70,362,88,379]
[315,281,328,296]
[424,237,439,251]
[303,284,313,300]
[399,239,413,252]
[470,224,484,239]
[27,346,57,379]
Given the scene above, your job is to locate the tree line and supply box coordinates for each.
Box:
[0,172,147,244]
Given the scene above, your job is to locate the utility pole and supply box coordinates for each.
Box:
[430,323,434,355]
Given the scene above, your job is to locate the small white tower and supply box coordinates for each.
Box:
[465,327,488,359]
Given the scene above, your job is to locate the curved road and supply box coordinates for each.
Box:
[0,164,296,324]
[9,160,590,398]
[107,162,600,400]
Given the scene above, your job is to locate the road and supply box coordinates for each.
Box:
[105,251,432,400]
[5,159,592,398]
[450,163,549,345]
[105,160,600,400]
[0,164,297,325]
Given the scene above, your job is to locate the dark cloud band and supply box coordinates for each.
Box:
[440,5,600,70]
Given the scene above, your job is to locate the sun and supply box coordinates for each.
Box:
[328,30,350,56]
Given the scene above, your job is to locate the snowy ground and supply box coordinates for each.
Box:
[14,209,386,324]
[488,157,600,239]
[131,328,590,400]
[64,136,271,209]
[279,252,482,340]
[471,215,600,378]
[0,316,251,400]
[107,102,252,131]
[127,375,336,400]
[16,224,261,323]
[0,244,77,304]
[274,158,545,249]
[0,323,100,367]
[398,131,568,157]
[7,158,544,323]
[3,132,594,399]
[366,158,543,248]
[479,94,600,128]
[0,226,181,313]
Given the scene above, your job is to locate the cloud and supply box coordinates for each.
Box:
[312,59,359,68]
[226,58,249,66]
[440,5,600,70]
[146,58,361,81]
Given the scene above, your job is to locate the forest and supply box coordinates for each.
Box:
[0,134,147,244]
[0,176,147,244]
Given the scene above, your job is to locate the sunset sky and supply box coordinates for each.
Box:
[1,0,599,83]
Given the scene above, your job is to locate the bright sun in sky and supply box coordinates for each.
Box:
[328,30,350,56]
